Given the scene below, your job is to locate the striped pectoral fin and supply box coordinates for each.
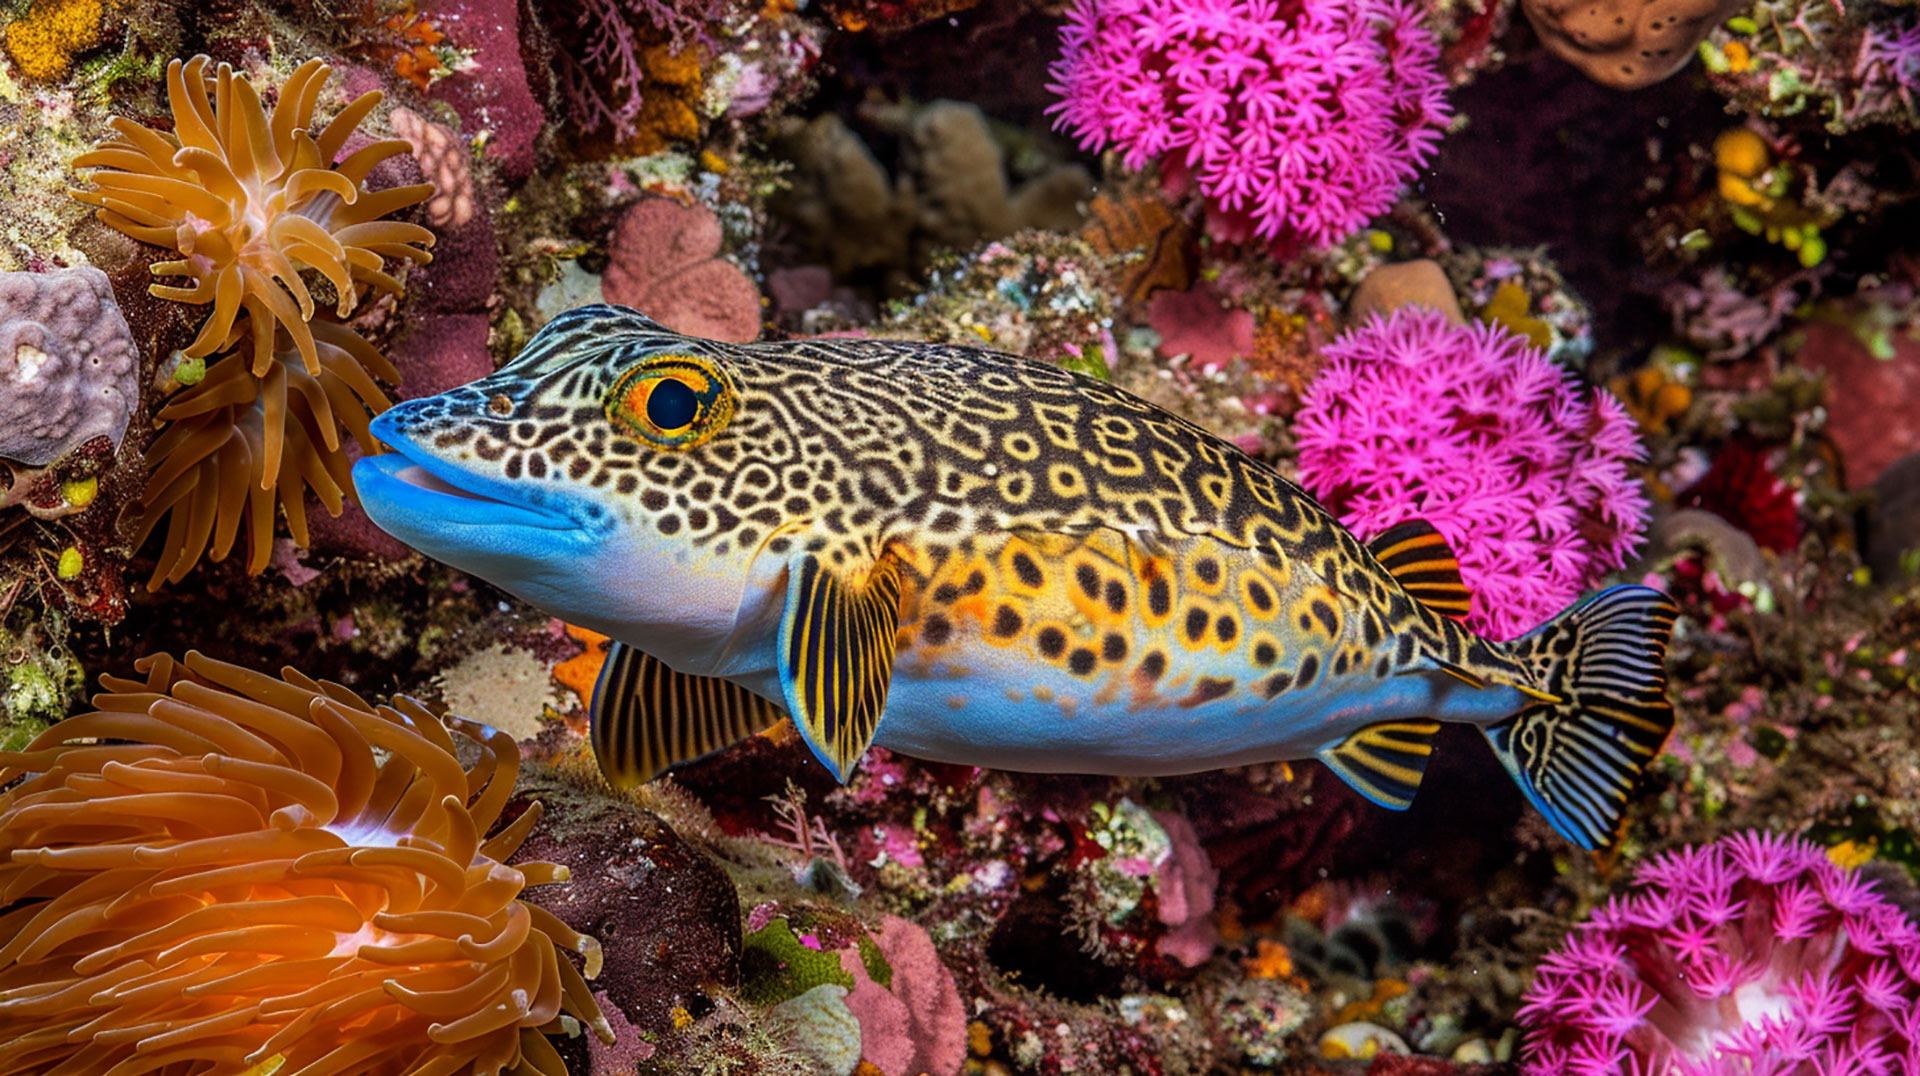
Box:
[1316,719,1442,810]
[777,550,904,783]
[1368,519,1472,620]
[590,641,788,789]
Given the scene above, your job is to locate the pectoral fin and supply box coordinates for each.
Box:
[590,641,787,788]
[1316,719,1441,810]
[777,550,904,782]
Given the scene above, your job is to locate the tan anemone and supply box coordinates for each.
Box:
[72,54,436,376]
[133,318,397,588]
[0,651,614,1076]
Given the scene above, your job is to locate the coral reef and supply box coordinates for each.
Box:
[603,197,762,342]
[70,54,436,585]
[1,0,101,83]
[1047,0,1450,253]
[1520,831,1920,1074]
[542,0,729,150]
[0,266,136,469]
[1293,306,1649,638]
[3,1,1919,1074]
[1699,0,1920,134]
[1521,0,1746,89]
[0,650,612,1074]
[73,55,434,376]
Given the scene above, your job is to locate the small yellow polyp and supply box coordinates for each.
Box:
[61,475,97,508]
[56,546,83,578]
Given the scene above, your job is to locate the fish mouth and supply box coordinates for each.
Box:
[353,421,577,534]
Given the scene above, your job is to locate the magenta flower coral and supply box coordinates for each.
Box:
[1292,307,1648,639]
[1046,0,1451,253]
[1519,832,1920,1076]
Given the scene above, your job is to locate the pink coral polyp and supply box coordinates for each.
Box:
[1520,832,1920,1076]
[1046,0,1451,252]
[1292,307,1648,638]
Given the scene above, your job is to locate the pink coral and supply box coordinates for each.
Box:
[1293,307,1649,639]
[1519,832,1920,1076]
[603,198,762,342]
[1151,808,1220,969]
[836,916,967,1076]
[389,106,474,227]
[1046,0,1451,253]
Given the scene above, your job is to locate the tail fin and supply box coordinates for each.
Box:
[1484,585,1679,850]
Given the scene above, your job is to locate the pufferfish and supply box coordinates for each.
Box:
[353,305,1678,850]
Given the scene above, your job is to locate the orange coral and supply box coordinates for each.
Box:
[73,55,435,376]
[0,650,613,1076]
[2,0,102,83]
[70,54,437,585]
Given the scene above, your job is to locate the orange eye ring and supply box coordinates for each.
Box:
[605,356,734,450]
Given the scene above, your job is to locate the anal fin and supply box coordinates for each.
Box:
[1369,519,1472,620]
[591,641,786,789]
[1316,719,1442,810]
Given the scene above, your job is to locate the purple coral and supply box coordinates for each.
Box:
[1045,0,1451,253]
[1519,832,1920,1076]
[1292,307,1648,639]
[0,266,138,468]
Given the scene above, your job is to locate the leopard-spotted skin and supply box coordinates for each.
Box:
[357,305,1676,843]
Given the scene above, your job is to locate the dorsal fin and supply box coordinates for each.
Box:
[1368,519,1472,620]
[590,641,787,788]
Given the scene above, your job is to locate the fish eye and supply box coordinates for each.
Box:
[605,355,734,451]
[647,378,699,432]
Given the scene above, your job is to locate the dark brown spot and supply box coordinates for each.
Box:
[1138,652,1168,681]
[1068,648,1097,676]
[1259,672,1293,698]
[933,583,961,605]
[1185,677,1233,705]
[1194,557,1220,586]
[1297,653,1319,686]
[1104,579,1127,615]
[1247,580,1273,612]
[1102,633,1127,663]
[642,490,669,512]
[657,515,681,536]
[1216,616,1237,644]
[1254,641,1277,667]
[1037,627,1067,660]
[1075,563,1100,600]
[1310,600,1339,637]
[963,570,987,595]
[992,606,1023,637]
[1148,577,1172,618]
[1012,552,1043,589]
[923,615,952,646]
[1184,608,1209,642]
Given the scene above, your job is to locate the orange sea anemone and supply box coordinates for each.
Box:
[72,54,435,377]
[70,53,437,585]
[0,651,614,1076]
[133,318,397,588]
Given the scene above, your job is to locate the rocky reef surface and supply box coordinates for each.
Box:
[1,0,1918,1072]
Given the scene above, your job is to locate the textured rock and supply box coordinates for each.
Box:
[1522,0,1748,89]
[1868,452,1920,583]
[514,773,742,1039]
[0,266,138,467]
[1349,259,1465,325]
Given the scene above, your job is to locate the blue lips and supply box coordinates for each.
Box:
[352,411,576,538]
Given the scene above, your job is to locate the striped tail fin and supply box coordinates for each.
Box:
[1483,586,1679,850]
